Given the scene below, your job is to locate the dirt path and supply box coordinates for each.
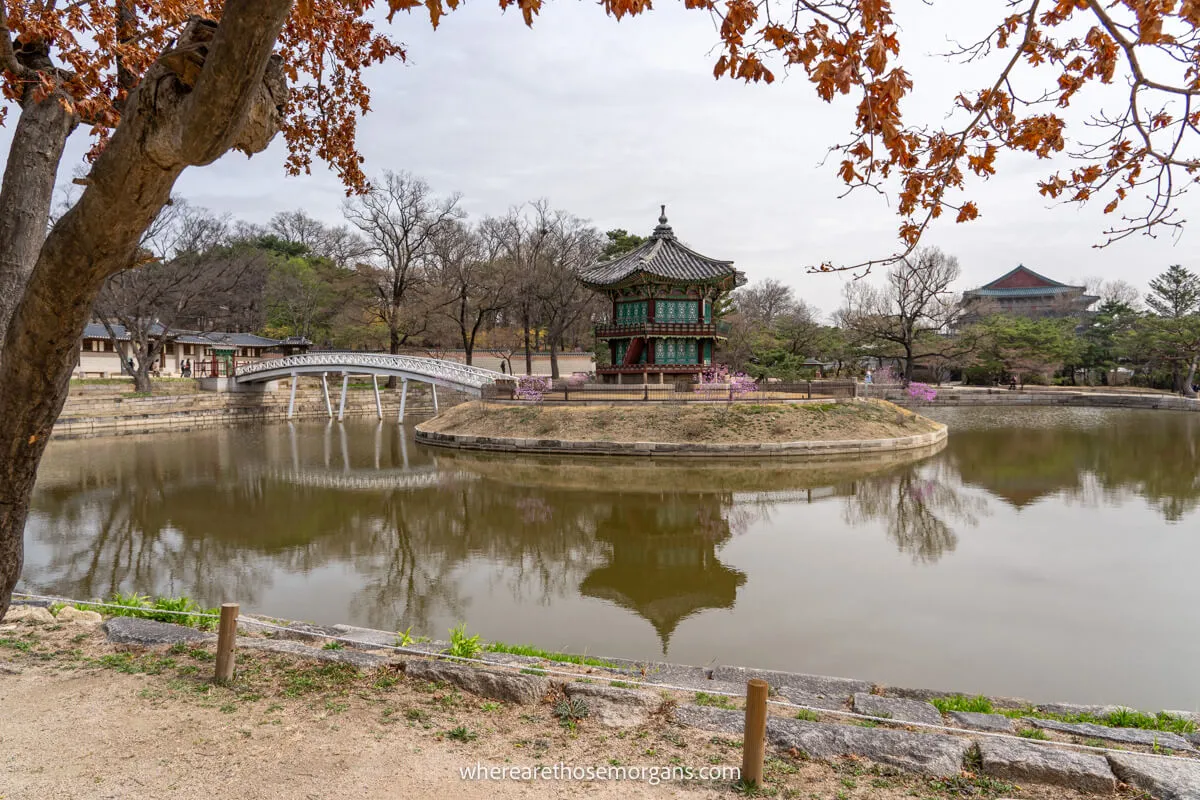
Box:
[0,622,1123,800]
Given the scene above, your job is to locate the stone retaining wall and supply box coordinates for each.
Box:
[52,384,466,439]
[882,387,1200,412]
[414,421,948,457]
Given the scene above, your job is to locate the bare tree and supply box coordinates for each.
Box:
[489,204,552,375]
[428,221,511,365]
[1083,276,1143,311]
[93,202,268,392]
[343,171,464,363]
[527,202,603,378]
[734,278,797,327]
[839,247,964,384]
[269,209,370,268]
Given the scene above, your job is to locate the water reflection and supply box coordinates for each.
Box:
[941,408,1200,521]
[22,408,1200,708]
[843,461,987,563]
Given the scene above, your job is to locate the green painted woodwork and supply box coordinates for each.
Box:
[653,338,699,365]
[617,301,649,324]
[654,299,700,323]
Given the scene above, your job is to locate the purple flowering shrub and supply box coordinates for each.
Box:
[699,365,758,394]
[907,382,937,403]
[514,376,553,401]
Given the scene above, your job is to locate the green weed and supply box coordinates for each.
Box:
[482,641,616,668]
[930,694,994,714]
[694,692,738,710]
[794,709,820,722]
[446,725,477,742]
[447,623,481,660]
[1017,728,1049,740]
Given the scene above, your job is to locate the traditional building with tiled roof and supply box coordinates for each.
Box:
[579,207,746,384]
[961,265,1098,319]
[77,322,310,378]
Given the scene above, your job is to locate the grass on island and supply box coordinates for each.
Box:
[931,694,1197,735]
[423,399,941,445]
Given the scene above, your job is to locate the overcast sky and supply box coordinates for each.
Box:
[22,1,1200,319]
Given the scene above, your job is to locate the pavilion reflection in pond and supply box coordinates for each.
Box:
[579,495,747,655]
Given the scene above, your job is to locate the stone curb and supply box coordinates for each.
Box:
[413,420,948,458]
[52,609,1199,797]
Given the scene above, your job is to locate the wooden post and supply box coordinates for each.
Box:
[742,679,769,788]
[807,380,812,400]
[215,603,239,683]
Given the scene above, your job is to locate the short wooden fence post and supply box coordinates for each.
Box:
[742,679,769,788]
[215,602,239,684]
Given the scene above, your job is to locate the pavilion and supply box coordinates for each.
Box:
[579,207,745,384]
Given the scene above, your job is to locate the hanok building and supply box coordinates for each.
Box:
[580,208,745,384]
[961,265,1098,320]
[76,322,310,378]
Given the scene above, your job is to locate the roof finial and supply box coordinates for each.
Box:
[653,205,675,239]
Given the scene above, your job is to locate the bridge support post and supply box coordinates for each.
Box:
[338,373,349,422]
[372,375,382,419]
[398,378,408,423]
[288,372,298,419]
[432,384,439,413]
[321,374,332,418]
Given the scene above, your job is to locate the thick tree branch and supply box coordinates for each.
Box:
[180,0,293,164]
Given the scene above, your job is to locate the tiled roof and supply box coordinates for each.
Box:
[82,322,308,348]
[966,286,1078,297]
[579,208,744,288]
[964,265,1092,300]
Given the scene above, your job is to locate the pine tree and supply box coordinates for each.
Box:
[1145,265,1200,319]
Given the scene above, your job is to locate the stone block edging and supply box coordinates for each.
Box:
[414,421,948,458]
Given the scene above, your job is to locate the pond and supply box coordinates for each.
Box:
[22,406,1200,710]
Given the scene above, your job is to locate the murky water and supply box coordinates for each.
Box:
[23,407,1200,710]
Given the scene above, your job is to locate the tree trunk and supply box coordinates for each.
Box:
[903,346,914,386]
[1184,357,1198,399]
[522,309,532,376]
[0,85,79,365]
[549,338,560,379]
[133,367,153,393]
[387,315,401,389]
[0,3,291,620]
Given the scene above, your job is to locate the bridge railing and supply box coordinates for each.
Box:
[235,351,509,391]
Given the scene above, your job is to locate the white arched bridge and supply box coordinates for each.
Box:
[236,352,509,421]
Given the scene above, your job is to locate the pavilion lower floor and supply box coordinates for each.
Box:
[596,365,706,385]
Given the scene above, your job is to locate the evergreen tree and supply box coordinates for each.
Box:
[600,229,646,261]
[1145,265,1200,319]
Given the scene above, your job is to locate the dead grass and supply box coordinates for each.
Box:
[0,623,1123,800]
[424,400,941,445]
